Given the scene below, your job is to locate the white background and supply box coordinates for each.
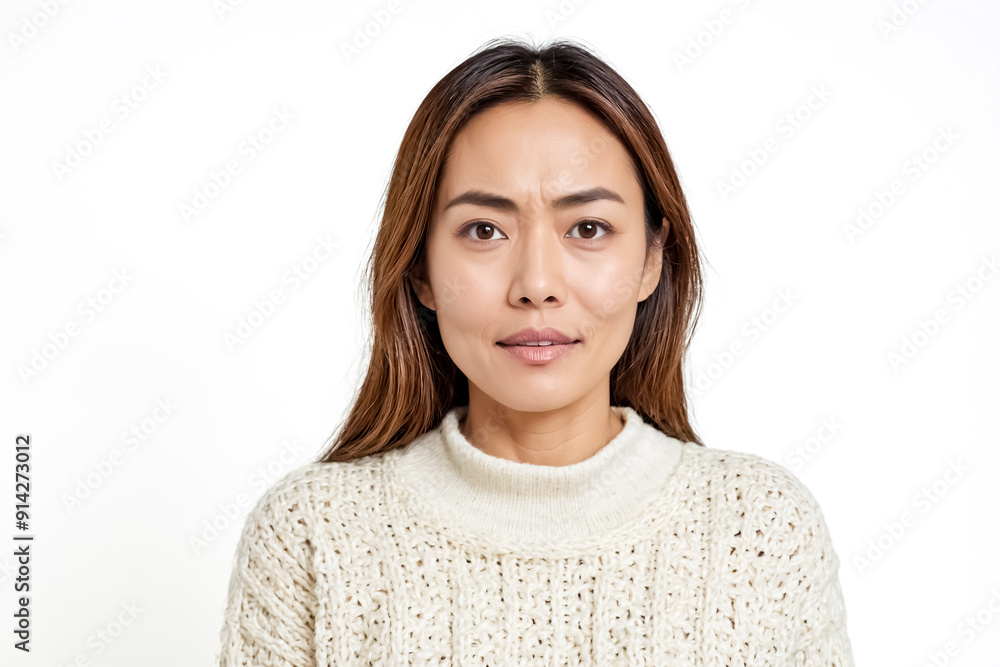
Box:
[2,0,998,665]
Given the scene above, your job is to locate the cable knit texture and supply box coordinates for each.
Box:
[218,404,854,665]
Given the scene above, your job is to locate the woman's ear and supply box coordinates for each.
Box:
[638,220,667,302]
[409,264,436,310]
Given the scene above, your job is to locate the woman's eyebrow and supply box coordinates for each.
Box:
[443,186,625,212]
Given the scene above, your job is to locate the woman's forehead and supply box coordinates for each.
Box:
[437,100,639,208]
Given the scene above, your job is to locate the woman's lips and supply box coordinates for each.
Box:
[497,341,579,363]
[497,327,576,346]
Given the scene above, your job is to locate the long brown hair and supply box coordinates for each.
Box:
[315,37,705,463]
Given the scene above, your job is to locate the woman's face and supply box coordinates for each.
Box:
[412,97,663,414]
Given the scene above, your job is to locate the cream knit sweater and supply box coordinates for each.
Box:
[218,405,854,665]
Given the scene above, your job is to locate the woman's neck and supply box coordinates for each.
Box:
[392,403,684,548]
[459,394,624,467]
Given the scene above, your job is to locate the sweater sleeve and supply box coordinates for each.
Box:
[218,484,318,667]
[787,494,855,666]
[760,462,855,666]
[712,453,856,665]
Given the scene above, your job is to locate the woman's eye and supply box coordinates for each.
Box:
[463,219,611,243]
[465,222,506,242]
[569,219,611,241]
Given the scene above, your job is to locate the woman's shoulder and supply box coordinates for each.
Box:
[677,441,832,530]
[240,457,387,535]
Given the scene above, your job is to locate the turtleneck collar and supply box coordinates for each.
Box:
[391,404,685,548]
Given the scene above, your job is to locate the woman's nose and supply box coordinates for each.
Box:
[508,225,568,307]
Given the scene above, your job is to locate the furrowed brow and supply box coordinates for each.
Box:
[443,186,624,212]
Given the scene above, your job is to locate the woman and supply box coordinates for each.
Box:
[218,37,854,665]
